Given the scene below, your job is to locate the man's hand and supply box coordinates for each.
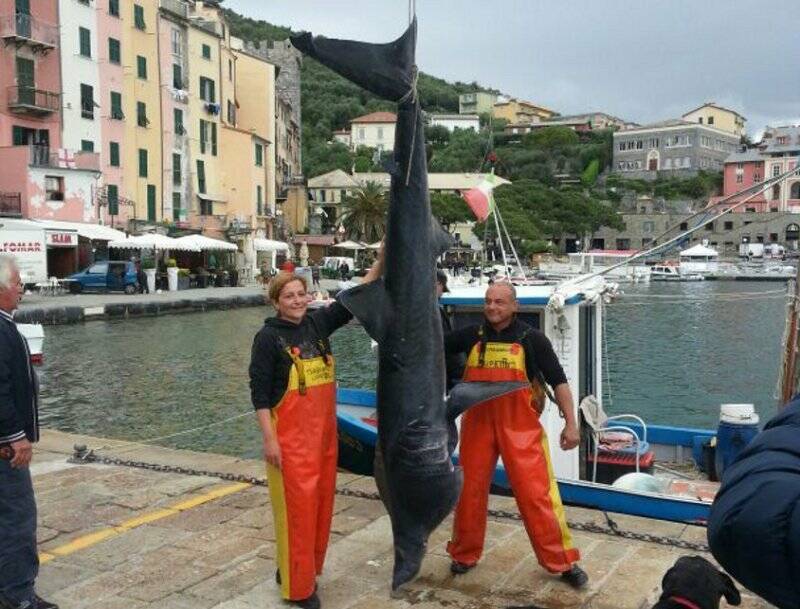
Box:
[263,435,282,470]
[10,438,32,468]
[559,422,580,451]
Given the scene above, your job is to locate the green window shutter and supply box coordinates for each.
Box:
[110,91,122,119]
[79,27,91,57]
[80,139,94,152]
[172,153,181,185]
[209,80,215,103]
[196,160,206,194]
[202,44,211,59]
[136,101,147,127]
[255,143,263,166]
[211,122,217,156]
[109,141,120,166]
[109,38,120,64]
[138,148,148,178]
[80,83,94,119]
[172,193,181,221]
[172,64,182,89]
[134,4,145,30]
[174,108,184,135]
[257,185,263,216]
[147,185,156,221]
[109,0,119,17]
[199,120,206,154]
[107,184,119,215]
[136,55,147,79]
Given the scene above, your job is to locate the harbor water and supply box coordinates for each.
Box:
[37,281,786,457]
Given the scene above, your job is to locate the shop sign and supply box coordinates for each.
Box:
[45,232,78,247]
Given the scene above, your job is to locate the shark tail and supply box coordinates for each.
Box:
[290,19,417,102]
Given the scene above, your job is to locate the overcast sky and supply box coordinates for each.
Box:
[227,0,798,136]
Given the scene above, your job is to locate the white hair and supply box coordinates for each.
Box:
[0,255,19,290]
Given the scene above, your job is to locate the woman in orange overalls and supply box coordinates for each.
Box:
[249,259,381,609]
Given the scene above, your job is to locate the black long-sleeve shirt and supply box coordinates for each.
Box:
[249,301,352,410]
[0,310,38,443]
[444,318,568,388]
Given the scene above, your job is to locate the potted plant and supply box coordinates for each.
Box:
[177,268,190,290]
[142,258,157,293]
[166,258,179,292]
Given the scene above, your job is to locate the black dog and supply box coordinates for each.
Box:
[654,556,741,609]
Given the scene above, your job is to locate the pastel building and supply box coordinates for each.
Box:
[0,0,100,225]
[350,112,396,152]
[682,103,746,137]
[710,125,800,213]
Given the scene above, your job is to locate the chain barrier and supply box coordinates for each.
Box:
[70,445,709,553]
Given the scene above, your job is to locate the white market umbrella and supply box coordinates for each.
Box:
[174,234,237,251]
[253,238,290,252]
[366,241,383,250]
[108,233,200,251]
[334,240,366,250]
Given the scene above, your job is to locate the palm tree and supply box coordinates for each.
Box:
[339,181,387,243]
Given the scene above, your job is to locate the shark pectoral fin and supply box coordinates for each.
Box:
[446,381,529,420]
[338,278,390,343]
[431,217,453,258]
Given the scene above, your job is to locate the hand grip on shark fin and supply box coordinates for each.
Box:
[446,381,530,421]
[337,278,391,344]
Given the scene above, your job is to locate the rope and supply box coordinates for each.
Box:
[398,66,420,186]
[92,410,254,454]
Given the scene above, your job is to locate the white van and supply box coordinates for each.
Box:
[0,219,48,285]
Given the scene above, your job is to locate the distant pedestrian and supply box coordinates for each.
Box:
[135,259,147,294]
[311,266,321,289]
[339,262,350,281]
[0,255,58,609]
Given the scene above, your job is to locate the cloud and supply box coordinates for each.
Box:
[226,0,799,134]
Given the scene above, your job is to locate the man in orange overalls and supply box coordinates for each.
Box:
[444,282,588,589]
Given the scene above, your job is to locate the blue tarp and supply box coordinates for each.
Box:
[708,397,800,609]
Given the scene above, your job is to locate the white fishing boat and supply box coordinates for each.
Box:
[538,251,651,283]
[650,262,705,282]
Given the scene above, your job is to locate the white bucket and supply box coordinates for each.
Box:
[720,403,760,425]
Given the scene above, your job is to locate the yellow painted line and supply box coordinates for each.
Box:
[39,482,251,563]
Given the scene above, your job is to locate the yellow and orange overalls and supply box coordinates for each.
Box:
[266,344,338,601]
[447,334,579,573]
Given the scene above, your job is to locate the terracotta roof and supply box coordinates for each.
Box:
[351,112,397,124]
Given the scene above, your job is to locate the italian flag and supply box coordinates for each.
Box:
[461,173,498,222]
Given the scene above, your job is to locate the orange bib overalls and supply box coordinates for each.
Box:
[267,347,338,600]
[447,338,579,573]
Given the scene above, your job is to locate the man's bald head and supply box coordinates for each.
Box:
[484,282,518,330]
[486,281,516,302]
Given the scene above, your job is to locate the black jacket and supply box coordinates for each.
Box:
[708,397,800,609]
[0,312,39,443]
[249,301,352,410]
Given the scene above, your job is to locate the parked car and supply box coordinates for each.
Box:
[68,261,138,294]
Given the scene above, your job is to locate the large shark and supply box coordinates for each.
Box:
[291,21,525,591]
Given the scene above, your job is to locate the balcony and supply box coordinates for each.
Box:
[28,146,100,172]
[7,85,60,116]
[0,192,22,217]
[0,13,58,51]
[159,0,189,19]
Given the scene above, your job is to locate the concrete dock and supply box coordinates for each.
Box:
[31,430,770,609]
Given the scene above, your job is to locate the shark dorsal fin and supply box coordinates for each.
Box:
[431,216,452,258]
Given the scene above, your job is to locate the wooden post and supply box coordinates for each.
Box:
[779,263,800,406]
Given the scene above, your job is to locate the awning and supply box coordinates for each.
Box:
[196,194,228,203]
[34,219,127,242]
[174,234,237,251]
[334,240,366,250]
[254,238,290,252]
[108,233,200,251]
[680,244,719,257]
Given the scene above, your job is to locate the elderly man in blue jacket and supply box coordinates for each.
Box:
[708,396,800,609]
[0,255,57,609]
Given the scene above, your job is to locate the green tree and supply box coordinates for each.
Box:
[430,192,473,229]
[425,124,451,147]
[340,181,387,242]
